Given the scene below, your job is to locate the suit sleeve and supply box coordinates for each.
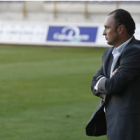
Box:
[91,48,110,91]
[91,48,110,98]
[91,65,104,91]
[91,65,107,99]
[98,46,140,95]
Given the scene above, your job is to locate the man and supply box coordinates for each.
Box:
[91,9,140,140]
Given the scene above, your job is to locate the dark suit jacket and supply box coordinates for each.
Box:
[91,37,140,140]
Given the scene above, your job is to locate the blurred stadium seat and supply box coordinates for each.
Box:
[0,1,140,23]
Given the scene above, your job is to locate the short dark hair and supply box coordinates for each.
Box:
[109,9,136,35]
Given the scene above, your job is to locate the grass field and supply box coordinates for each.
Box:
[0,46,107,140]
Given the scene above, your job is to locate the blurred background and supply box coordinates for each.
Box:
[0,1,140,47]
[0,1,140,140]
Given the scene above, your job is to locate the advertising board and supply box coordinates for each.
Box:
[0,21,139,47]
[47,26,98,43]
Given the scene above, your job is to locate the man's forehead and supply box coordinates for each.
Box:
[106,14,115,21]
[104,14,115,25]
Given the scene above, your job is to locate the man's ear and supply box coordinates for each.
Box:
[117,25,126,34]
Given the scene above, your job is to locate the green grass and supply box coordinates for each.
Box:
[0,46,107,140]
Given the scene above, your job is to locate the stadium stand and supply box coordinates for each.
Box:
[0,1,140,47]
[0,1,140,23]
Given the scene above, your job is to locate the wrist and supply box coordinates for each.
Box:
[96,75,104,81]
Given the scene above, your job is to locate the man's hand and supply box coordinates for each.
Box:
[111,68,118,78]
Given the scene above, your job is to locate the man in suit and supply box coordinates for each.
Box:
[91,9,140,140]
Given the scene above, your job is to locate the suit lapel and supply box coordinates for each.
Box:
[103,47,114,78]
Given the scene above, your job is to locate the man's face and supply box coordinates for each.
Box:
[103,14,119,46]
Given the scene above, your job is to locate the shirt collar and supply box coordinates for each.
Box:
[112,37,133,55]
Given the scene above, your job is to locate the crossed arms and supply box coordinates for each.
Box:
[91,46,140,99]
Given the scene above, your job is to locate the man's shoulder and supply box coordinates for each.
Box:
[128,37,140,47]
[124,37,140,51]
[128,41,140,50]
[121,39,140,57]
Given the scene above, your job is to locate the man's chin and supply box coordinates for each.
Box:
[107,41,113,45]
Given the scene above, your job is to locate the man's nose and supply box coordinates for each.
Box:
[103,30,105,35]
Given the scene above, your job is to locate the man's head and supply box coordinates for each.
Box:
[103,9,136,47]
